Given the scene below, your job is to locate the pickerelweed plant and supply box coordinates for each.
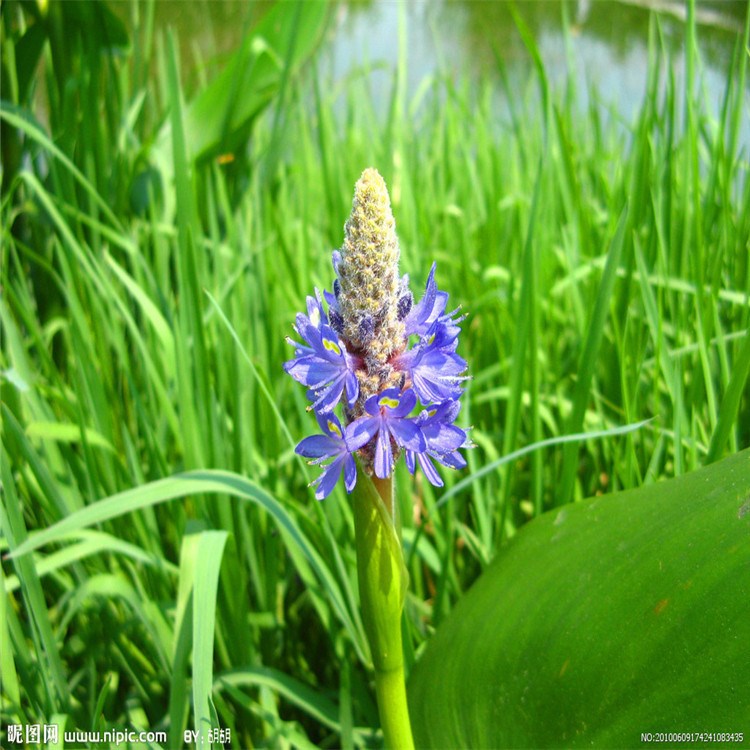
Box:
[284,168,470,748]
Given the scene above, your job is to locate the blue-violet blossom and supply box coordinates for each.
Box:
[285,168,470,498]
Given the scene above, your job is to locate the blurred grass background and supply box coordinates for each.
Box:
[1,0,749,746]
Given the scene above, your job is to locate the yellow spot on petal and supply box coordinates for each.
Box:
[327,420,342,438]
[323,338,341,355]
[379,396,400,409]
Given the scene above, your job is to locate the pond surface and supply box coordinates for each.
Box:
[149,0,748,146]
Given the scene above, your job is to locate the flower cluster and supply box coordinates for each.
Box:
[285,168,470,499]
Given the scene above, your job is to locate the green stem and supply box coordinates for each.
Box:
[352,470,415,750]
[372,475,394,517]
[374,664,413,750]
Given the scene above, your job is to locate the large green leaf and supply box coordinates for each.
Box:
[408,449,750,748]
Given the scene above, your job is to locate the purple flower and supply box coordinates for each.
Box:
[403,263,465,340]
[348,388,426,479]
[392,322,468,404]
[295,412,357,500]
[284,292,361,413]
[404,401,469,487]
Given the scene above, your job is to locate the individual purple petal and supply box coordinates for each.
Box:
[403,263,438,337]
[306,292,327,328]
[374,427,394,478]
[308,379,347,415]
[421,399,462,426]
[295,433,342,460]
[343,453,357,492]
[405,449,441,487]
[346,415,380,451]
[388,416,425,451]
[423,319,460,350]
[314,455,347,499]
[391,388,418,417]
[405,449,416,475]
[412,354,466,403]
[285,354,341,386]
[437,450,467,470]
[414,452,445,487]
[424,422,467,453]
[363,392,384,416]
[416,403,467,456]
[345,371,359,404]
[292,313,318,345]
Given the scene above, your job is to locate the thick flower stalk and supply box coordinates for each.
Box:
[285,168,470,499]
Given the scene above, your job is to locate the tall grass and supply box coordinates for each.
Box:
[2,2,749,747]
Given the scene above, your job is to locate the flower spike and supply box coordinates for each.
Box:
[285,169,470,497]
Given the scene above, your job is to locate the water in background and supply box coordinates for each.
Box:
[331,2,746,139]
[149,0,749,147]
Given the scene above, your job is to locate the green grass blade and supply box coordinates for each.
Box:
[217,666,351,737]
[0,563,22,712]
[193,530,228,743]
[24,421,116,453]
[497,158,545,546]
[168,530,200,747]
[2,530,178,594]
[558,206,629,504]
[1,450,70,711]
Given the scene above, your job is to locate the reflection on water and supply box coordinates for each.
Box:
[142,0,747,143]
[442,0,745,67]
[324,0,748,145]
